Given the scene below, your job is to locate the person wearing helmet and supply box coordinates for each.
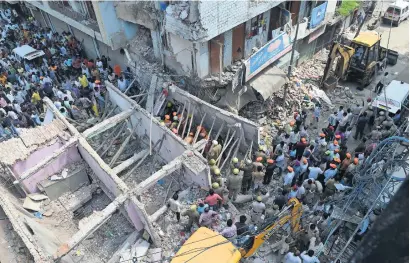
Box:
[255,146,267,163]
[252,165,264,193]
[324,164,337,183]
[263,159,276,185]
[240,159,254,194]
[164,114,172,128]
[211,168,221,183]
[226,168,243,201]
[212,182,228,205]
[340,153,352,176]
[208,140,222,161]
[283,166,295,187]
[251,196,265,224]
[209,159,218,173]
[230,157,240,170]
[181,204,199,230]
[295,138,308,160]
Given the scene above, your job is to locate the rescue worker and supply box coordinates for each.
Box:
[252,165,264,193]
[318,133,326,145]
[199,207,217,228]
[211,168,221,184]
[340,153,352,175]
[181,205,199,230]
[209,159,218,173]
[370,126,382,142]
[240,159,254,194]
[283,166,295,187]
[374,111,386,127]
[208,140,222,161]
[324,164,337,183]
[346,158,359,174]
[255,146,268,163]
[226,168,243,201]
[164,114,171,128]
[212,182,228,207]
[231,157,240,170]
[263,159,276,185]
[251,196,265,224]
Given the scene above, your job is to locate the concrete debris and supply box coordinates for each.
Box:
[23,197,43,212]
[27,194,49,201]
[292,49,329,80]
[59,183,97,212]
[0,119,68,166]
[202,60,244,88]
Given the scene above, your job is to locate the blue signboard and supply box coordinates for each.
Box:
[310,2,327,29]
[247,32,292,79]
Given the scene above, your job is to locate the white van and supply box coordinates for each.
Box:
[372,80,409,115]
[383,1,409,26]
[12,45,45,61]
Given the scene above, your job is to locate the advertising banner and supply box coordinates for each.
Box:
[310,2,328,29]
[244,32,292,82]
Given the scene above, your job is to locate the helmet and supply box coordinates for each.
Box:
[209,159,216,165]
[160,121,165,126]
[167,102,172,108]
[256,157,263,162]
[346,153,351,159]
[319,133,326,137]
[173,116,178,121]
[94,79,101,84]
[330,164,337,169]
[267,159,274,164]
[333,140,338,145]
[232,157,239,163]
[212,140,218,146]
[259,145,264,151]
[233,168,239,175]
[214,168,221,176]
[190,205,197,211]
[353,158,359,164]
[212,182,219,189]
[256,196,262,202]
[287,166,293,172]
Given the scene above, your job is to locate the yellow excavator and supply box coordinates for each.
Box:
[171,198,302,263]
[322,31,398,89]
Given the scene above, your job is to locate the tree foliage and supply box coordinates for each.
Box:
[337,0,360,17]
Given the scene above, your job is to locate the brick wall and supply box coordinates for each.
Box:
[198,0,282,41]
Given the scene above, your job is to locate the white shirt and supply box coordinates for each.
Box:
[56,90,64,100]
[284,252,302,263]
[54,101,62,109]
[308,167,323,180]
[300,251,320,263]
[336,110,344,121]
[283,172,295,186]
[296,185,306,199]
[7,111,18,120]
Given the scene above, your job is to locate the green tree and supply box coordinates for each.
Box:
[337,0,360,17]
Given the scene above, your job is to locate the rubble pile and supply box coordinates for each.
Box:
[292,49,329,80]
[202,60,244,88]
[166,1,190,21]
[0,221,35,263]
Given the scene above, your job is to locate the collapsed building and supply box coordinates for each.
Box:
[0,79,261,262]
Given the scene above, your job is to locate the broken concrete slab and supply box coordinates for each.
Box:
[131,238,150,259]
[112,149,149,174]
[23,197,43,212]
[59,184,96,212]
[147,248,162,262]
[27,193,49,201]
[38,166,89,201]
[107,230,140,263]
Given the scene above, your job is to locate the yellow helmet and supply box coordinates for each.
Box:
[167,102,172,108]
[160,121,165,126]
[190,205,197,211]
[259,145,264,151]
[232,157,239,163]
[209,159,216,165]
[256,196,262,202]
[214,168,221,176]
[212,182,219,189]
[233,168,239,175]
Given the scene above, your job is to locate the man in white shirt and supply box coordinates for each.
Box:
[308,166,323,180]
[284,250,302,263]
[300,250,320,263]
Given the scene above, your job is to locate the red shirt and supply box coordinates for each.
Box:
[205,194,222,206]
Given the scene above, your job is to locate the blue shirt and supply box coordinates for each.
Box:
[64,59,72,67]
[276,155,285,169]
[324,169,337,183]
[358,217,369,235]
[314,107,321,118]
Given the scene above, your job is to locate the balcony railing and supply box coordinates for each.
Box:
[48,1,100,32]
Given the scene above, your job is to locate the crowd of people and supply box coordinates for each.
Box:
[163,91,398,262]
[0,5,132,140]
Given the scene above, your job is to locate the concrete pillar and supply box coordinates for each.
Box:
[82,108,134,139]
[55,195,127,260]
[151,29,161,60]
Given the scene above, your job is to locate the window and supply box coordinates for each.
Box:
[387,7,401,16]
[249,14,266,38]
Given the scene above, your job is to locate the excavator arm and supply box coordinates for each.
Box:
[240,198,302,258]
[321,42,355,86]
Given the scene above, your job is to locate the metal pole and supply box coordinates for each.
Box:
[283,14,300,106]
[382,1,395,116]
